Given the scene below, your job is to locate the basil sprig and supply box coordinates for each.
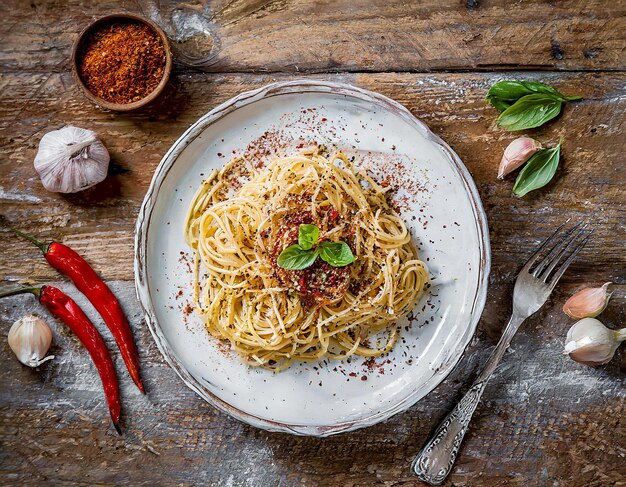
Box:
[277,244,319,270]
[486,80,582,131]
[277,224,355,270]
[317,241,354,267]
[298,224,319,250]
[512,140,562,197]
[497,94,563,131]
[487,80,581,107]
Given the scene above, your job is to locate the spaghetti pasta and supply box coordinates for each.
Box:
[184,150,428,370]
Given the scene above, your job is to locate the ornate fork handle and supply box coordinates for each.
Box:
[412,222,590,485]
[411,380,487,485]
[412,311,525,485]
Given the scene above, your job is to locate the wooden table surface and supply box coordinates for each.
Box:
[1,1,625,486]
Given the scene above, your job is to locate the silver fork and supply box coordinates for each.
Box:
[412,222,591,485]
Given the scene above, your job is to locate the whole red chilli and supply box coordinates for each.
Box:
[10,228,144,393]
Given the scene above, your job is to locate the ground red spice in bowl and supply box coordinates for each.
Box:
[77,20,166,105]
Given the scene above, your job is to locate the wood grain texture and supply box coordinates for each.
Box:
[0,0,625,74]
[1,1,625,486]
[1,72,624,284]
[0,281,624,486]
[1,70,624,487]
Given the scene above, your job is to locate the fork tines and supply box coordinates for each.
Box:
[523,221,591,289]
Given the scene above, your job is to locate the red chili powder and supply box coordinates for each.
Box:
[78,20,166,104]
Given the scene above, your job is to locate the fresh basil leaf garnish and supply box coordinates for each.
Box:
[277,224,355,270]
[318,241,355,267]
[513,142,562,197]
[497,94,563,131]
[298,224,319,250]
[277,244,318,270]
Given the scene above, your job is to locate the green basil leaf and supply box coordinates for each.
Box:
[318,241,355,267]
[298,224,319,250]
[519,81,582,102]
[487,81,582,114]
[277,244,317,270]
[487,80,582,103]
[560,94,583,101]
[497,94,562,131]
[487,97,513,112]
[512,142,561,197]
[487,81,537,102]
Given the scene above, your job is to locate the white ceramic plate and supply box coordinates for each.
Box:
[135,80,490,436]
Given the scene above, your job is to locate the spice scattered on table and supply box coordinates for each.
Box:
[77,20,166,104]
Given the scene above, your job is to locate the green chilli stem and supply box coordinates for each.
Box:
[8,227,50,254]
[0,287,40,299]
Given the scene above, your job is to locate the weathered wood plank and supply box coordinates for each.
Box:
[0,281,624,486]
[1,1,625,485]
[1,0,625,74]
[0,70,625,486]
[0,71,624,287]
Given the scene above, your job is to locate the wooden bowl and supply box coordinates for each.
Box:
[71,13,173,111]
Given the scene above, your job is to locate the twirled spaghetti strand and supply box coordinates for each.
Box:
[184,151,428,370]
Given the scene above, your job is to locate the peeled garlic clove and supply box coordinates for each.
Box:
[34,126,110,193]
[563,318,625,366]
[8,314,55,367]
[498,137,542,179]
[563,282,612,319]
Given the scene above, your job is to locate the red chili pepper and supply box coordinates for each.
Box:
[0,286,122,434]
[11,229,144,393]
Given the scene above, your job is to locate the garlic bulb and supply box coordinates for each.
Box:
[563,282,612,319]
[34,126,109,193]
[8,314,55,367]
[563,318,626,366]
[498,137,542,179]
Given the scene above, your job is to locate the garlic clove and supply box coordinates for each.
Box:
[34,126,110,194]
[498,137,542,179]
[8,314,55,367]
[563,318,625,366]
[563,282,612,319]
